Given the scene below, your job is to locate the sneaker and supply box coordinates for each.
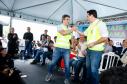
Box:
[20,74,27,78]
[45,73,53,82]
[64,79,70,84]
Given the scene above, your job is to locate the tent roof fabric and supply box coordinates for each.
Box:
[0,0,127,24]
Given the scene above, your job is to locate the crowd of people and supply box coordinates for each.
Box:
[0,9,127,84]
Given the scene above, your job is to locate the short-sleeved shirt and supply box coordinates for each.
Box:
[55,24,72,49]
[57,24,75,38]
[84,19,108,37]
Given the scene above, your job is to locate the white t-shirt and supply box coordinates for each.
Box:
[77,41,87,57]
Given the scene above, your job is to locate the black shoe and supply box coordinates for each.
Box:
[71,78,79,83]
[41,63,45,66]
[30,60,38,64]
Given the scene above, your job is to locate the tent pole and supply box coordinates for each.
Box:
[9,16,12,28]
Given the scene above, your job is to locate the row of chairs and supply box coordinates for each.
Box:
[99,52,120,73]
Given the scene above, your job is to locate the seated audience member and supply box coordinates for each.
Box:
[30,35,47,64]
[115,39,127,58]
[41,36,54,65]
[0,47,24,84]
[120,50,127,66]
[32,40,38,58]
[104,38,113,53]
[71,35,87,82]
[115,39,127,66]
[0,48,14,68]
[61,38,79,69]
[110,40,117,53]
[31,36,53,65]
[69,38,79,66]
[103,38,114,69]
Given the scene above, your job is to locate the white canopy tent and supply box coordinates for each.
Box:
[0,0,127,25]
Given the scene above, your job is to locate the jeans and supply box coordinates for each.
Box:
[69,59,77,67]
[34,49,44,62]
[74,57,86,80]
[32,49,39,58]
[24,40,32,58]
[86,49,103,84]
[42,51,53,64]
[48,47,70,79]
[81,62,87,84]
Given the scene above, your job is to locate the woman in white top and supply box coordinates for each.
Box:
[71,35,87,82]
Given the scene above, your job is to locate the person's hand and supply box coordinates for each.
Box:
[77,44,81,49]
[25,39,29,41]
[2,68,10,76]
[81,50,87,56]
[37,43,41,47]
[87,42,95,48]
[9,69,14,76]
[13,34,16,38]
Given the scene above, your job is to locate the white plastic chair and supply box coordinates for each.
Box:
[99,52,120,73]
